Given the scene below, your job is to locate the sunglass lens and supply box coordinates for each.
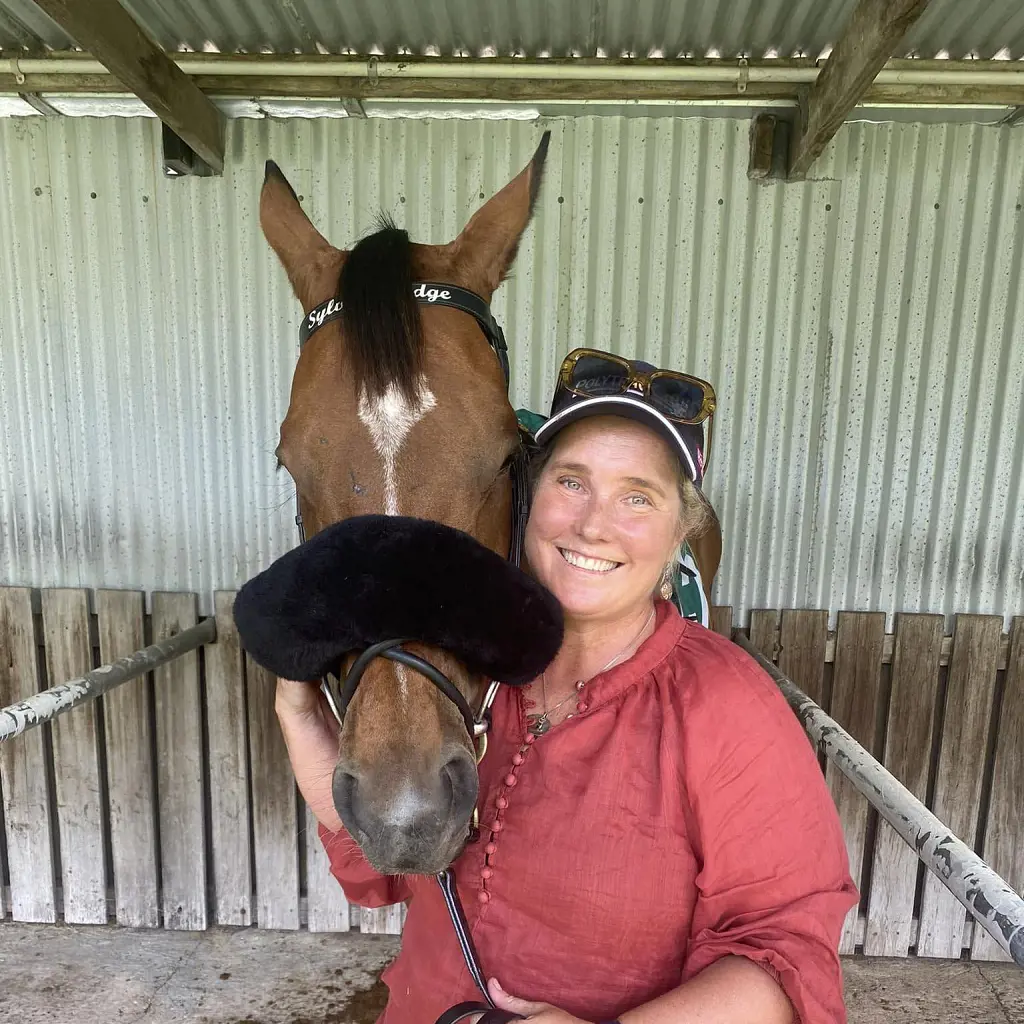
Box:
[569,354,629,395]
[650,376,706,421]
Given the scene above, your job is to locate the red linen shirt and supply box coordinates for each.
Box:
[319,601,857,1024]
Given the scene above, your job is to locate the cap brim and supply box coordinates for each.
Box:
[533,394,700,483]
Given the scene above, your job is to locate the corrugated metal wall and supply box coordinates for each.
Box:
[1,115,1022,626]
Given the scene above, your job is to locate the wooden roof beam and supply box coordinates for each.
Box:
[27,0,225,173]
[789,0,934,179]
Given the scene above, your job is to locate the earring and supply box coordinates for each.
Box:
[660,564,674,601]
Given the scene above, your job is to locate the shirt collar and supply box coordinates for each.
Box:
[577,599,689,708]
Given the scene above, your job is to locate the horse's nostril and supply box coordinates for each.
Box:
[332,766,359,828]
[440,746,479,821]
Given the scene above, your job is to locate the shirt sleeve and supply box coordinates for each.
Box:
[317,821,413,908]
[679,646,859,1024]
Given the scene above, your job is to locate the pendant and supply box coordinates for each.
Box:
[526,714,550,736]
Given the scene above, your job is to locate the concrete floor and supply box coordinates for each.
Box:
[1,923,1022,1024]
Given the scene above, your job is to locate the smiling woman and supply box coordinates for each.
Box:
[526,416,687,632]
[302,348,860,1024]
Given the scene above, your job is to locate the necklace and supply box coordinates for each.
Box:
[526,605,656,736]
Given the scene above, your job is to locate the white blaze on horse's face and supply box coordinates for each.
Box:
[357,374,438,517]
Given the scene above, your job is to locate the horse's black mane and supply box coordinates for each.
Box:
[339,215,423,399]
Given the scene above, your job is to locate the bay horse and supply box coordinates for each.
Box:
[259,133,722,876]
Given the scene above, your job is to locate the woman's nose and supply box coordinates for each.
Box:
[575,496,611,540]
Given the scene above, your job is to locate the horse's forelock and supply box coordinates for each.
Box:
[339,216,423,400]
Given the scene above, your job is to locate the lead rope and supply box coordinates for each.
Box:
[434,444,531,1014]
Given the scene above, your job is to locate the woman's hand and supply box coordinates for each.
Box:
[275,678,344,832]
[485,978,591,1024]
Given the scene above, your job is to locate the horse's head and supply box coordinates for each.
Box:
[259,135,549,874]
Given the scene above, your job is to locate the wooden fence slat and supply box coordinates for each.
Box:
[827,611,886,954]
[749,610,779,660]
[778,610,829,708]
[0,774,6,918]
[206,592,253,927]
[305,802,350,932]
[972,615,1024,962]
[40,588,107,924]
[152,592,207,930]
[0,588,57,922]
[246,655,300,929]
[96,590,159,928]
[709,605,732,638]
[360,903,405,935]
[863,613,944,956]
[918,613,1002,958]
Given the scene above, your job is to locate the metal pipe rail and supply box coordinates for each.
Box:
[735,632,1024,967]
[0,617,217,743]
[9,55,1024,88]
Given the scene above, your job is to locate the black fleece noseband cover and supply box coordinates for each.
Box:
[232,515,563,686]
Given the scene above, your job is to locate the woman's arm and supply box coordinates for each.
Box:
[276,678,412,906]
[275,678,344,831]
[489,956,792,1024]
[619,957,792,1023]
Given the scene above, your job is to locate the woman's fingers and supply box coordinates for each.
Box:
[275,679,340,738]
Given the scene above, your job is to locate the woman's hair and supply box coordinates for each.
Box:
[528,433,714,541]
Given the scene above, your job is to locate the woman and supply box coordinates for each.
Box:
[276,348,858,1024]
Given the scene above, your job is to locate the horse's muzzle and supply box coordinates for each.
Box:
[332,743,479,875]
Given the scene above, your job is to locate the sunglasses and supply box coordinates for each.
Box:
[556,348,717,468]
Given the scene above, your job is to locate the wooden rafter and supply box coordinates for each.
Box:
[28,0,225,173]
[789,0,934,178]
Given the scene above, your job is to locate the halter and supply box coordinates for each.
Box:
[295,282,529,750]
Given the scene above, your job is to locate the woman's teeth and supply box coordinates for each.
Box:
[560,548,619,572]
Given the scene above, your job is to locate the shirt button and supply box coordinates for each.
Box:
[485,843,497,855]
[481,867,493,879]
[524,734,535,745]
[478,890,490,904]
[491,820,504,833]
[496,796,508,810]
[575,680,586,691]
[512,753,524,766]
[576,701,588,713]
[504,774,517,787]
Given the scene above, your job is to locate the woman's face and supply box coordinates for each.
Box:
[525,415,684,626]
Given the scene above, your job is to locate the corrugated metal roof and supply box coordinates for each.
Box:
[0,0,71,50]
[1,115,1022,627]
[2,0,1023,59]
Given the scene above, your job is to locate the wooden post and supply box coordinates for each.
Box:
[41,589,108,925]
[97,590,160,929]
[0,589,57,922]
[863,613,943,956]
[205,593,253,927]
[918,614,1003,958]
[27,0,225,173]
[152,592,208,930]
[827,612,886,953]
[789,0,933,178]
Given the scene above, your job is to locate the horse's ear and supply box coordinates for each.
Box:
[260,160,344,309]
[451,131,550,300]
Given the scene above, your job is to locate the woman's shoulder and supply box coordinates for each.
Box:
[657,621,806,735]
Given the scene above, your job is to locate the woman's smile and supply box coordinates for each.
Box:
[558,547,622,573]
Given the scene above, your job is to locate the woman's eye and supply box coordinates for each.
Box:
[627,493,651,506]
[558,476,582,491]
